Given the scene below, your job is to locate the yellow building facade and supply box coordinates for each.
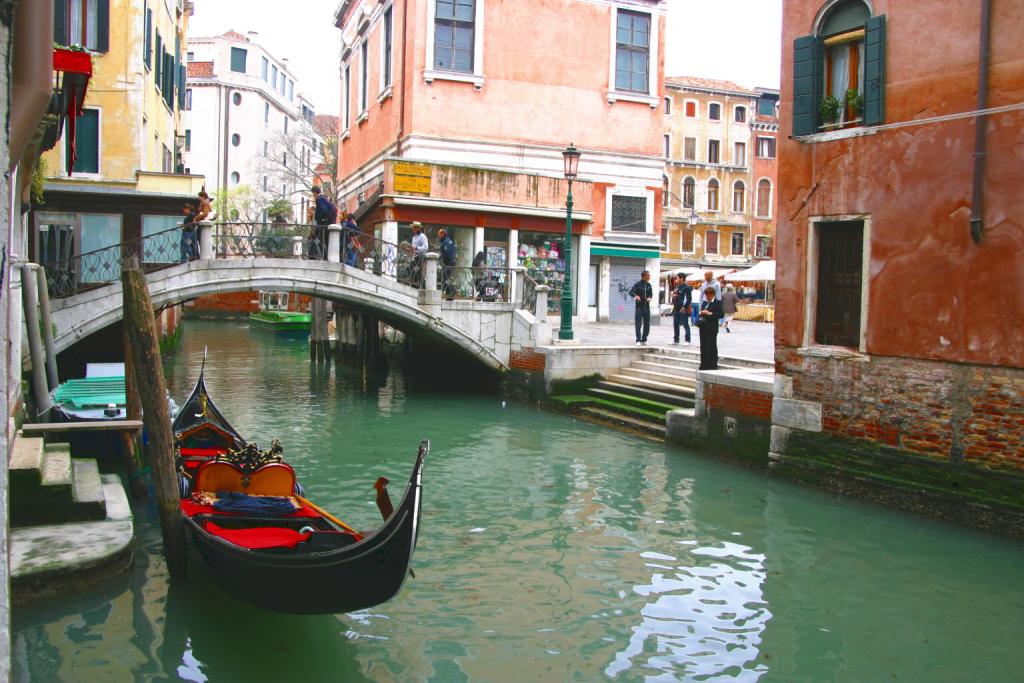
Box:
[661,77,757,271]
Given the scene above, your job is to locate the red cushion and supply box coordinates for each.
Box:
[205,521,312,549]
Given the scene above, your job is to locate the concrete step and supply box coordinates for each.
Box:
[41,444,73,488]
[71,459,107,521]
[632,360,697,380]
[576,406,667,439]
[9,435,45,490]
[617,367,697,389]
[607,372,697,399]
[586,388,678,415]
[642,351,701,367]
[596,381,696,408]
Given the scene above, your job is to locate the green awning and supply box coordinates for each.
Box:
[590,244,660,259]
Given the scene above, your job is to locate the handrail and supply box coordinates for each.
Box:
[520,273,539,312]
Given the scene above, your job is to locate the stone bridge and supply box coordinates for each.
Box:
[45,226,554,371]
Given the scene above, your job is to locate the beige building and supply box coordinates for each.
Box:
[661,76,758,272]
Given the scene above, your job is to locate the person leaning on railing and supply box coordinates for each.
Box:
[179,202,199,263]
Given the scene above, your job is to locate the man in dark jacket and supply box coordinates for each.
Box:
[628,270,653,346]
[672,276,692,344]
[697,287,725,370]
[311,186,336,259]
[438,228,456,300]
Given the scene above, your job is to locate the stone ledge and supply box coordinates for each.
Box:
[696,368,774,393]
[772,397,823,432]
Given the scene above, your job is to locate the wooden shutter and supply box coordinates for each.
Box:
[792,34,822,136]
[96,0,110,52]
[863,15,886,126]
[54,0,68,44]
[178,65,187,110]
[144,8,152,68]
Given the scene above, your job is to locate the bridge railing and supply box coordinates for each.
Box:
[341,228,424,288]
[435,265,513,302]
[520,273,539,312]
[211,222,321,259]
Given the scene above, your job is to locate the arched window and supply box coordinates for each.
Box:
[231,133,241,147]
[662,176,670,208]
[709,103,721,120]
[707,179,719,212]
[230,171,240,185]
[732,181,745,213]
[757,179,772,218]
[683,177,695,209]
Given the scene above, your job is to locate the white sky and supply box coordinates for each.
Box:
[188,0,783,116]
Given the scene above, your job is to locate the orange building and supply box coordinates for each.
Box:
[772,0,1024,532]
[333,0,666,323]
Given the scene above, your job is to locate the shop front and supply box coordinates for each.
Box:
[590,243,661,323]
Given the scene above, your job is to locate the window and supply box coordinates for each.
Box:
[184,129,191,152]
[288,80,294,101]
[685,100,697,117]
[271,65,278,86]
[707,179,719,211]
[708,139,720,164]
[142,215,183,264]
[682,177,695,209]
[231,171,241,185]
[756,179,772,218]
[343,65,351,129]
[663,135,670,158]
[615,9,650,92]
[611,195,647,233]
[815,221,864,346]
[56,0,109,52]
[758,97,777,116]
[731,232,745,256]
[709,102,721,120]
[360,40,369,112]
[732,181,745,213]
[143,7,152,68]
[183,89,192,110]
[434,0,475,72]
[664,97,671,115]
[793,1,885,134]
[279,73,286,95]
[662,177,669,208]
[162,144,172,173]
[705,230,719,255]
[261,57,269,80]
[283,116,288,134]
[155,34,162,86]
[757,136,776,158]
[232,92,242,106]
[734,105,746,123]
[264,102,269,123]
[755,235,772,258]
[66,108,100,174]
[734,142,746,166]
[681,228,695,253]
[230,47,247,73]
[186,51,194,61]
[683,137,696,162]
[231,134,240,147]
[383,6,394,88]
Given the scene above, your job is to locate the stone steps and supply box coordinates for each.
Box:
[632,360,698,380]
[9,435,108,527]
[595,380,695,408]
[585,388,679,415]
[576,406,667,439]
[613,367,697,390]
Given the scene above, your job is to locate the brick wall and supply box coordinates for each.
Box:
[188,292,313,314]
[778,346,1024,472]
[510,348,546,373]
[705,383,772,421]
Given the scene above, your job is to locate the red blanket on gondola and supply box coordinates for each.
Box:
[204,521,312,549]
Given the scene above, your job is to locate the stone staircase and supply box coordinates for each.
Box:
[8,433,134,603]
[555,348,745,438]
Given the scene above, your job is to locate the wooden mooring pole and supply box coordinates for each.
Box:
[121,263,186,578]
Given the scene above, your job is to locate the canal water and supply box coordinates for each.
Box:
[12,320,1024,682]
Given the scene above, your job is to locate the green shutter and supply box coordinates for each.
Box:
[54,0,68,44]
[863,15,886,126]
[178,65,187,110]
[144,9,152,68]
[792,34,822,136]
[96,0,110,52]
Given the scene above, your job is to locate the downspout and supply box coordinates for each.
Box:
[969,0,992,244]
[395,0,409,158]
[10,0,54,170]
[221,86,230,191]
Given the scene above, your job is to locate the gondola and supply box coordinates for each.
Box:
[172,358,427,615]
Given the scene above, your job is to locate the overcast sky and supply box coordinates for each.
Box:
[188,0,782,116]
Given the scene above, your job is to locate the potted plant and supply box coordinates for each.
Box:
[819,95,841,127]
[844,88,865,120]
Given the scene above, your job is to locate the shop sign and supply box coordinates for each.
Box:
[393,162,432,194]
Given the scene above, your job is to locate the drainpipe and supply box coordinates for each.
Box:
[395,0,409,158]
[221,86,231,192]
[9,0,55,170]
[969,0,992,244]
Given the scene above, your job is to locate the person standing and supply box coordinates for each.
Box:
[312,186,336,260]
[628,270,653,346]
[720,284,738,333]
[341,213,360,266]
[438,228,457,300]
[702,270,722,299]
[179,202,199,263]
[672,276,692,344]
[472,250,487,300]
[691,280,703,326]
[407,221,429,287]
[697,286,724,370]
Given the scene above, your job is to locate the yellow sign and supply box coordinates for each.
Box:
[393,162,431,178]
[394,175,432,193]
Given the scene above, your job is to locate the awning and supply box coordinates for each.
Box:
[724,260,776,282]
[590,243,660,259]
[51,47,93,175]
[684,267,738,282]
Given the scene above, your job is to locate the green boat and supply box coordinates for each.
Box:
[248,291,311,333]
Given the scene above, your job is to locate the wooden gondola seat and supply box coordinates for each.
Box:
[195,460,296,497]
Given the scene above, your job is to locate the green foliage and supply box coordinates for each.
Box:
[266,198,293,222]
[845,88,865,117]
[30,158,47,205]
[819,95,841,124]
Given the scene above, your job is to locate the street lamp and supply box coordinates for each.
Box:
[687,208,699,227]
[558,144,581,341]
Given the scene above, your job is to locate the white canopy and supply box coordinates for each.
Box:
[724,260,775,282]
[684,267,738,283]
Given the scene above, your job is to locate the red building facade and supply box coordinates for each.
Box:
[773,0,1024,533]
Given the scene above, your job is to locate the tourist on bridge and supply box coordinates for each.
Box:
[180,202,199,263]
[671,275,692,345]
[312,186,337,260]
[342,213,361,267]
[720,284,738,334]
[438,228,457,300]
[697,286,724,370]
[628,270,653,346]
[406,221,429,287]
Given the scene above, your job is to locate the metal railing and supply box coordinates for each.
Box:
[437,265,512,302]
[211,222,321,260]
[341,227,423,288]
[520,273,539,312]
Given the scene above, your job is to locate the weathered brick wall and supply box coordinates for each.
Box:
[705,384,772,421]
[188,292,313,314]
[778,346,1024,472]
[510,348,546,373]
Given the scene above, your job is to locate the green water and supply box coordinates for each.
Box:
[12,321,1024,682]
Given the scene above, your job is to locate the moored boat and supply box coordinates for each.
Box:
[248,291,311,334]
[51,362,179,422]
[173,361,426,614]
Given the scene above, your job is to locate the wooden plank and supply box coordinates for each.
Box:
[21,420,144,434]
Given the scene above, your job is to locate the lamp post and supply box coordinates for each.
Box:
[558,144,581,341]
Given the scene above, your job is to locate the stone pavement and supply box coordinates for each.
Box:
[566,318,775,362]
